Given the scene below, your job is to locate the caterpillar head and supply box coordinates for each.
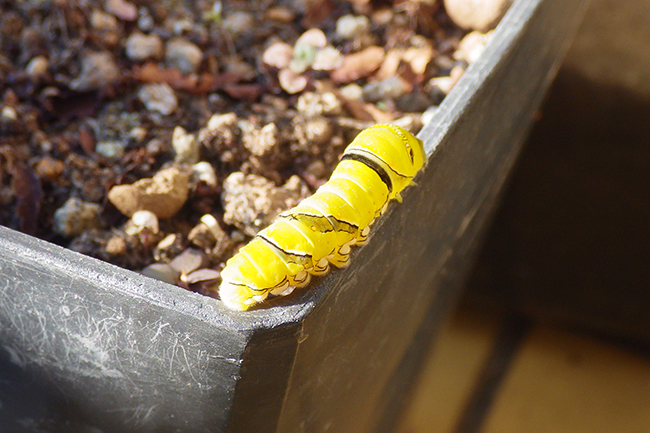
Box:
[345,124,426,196]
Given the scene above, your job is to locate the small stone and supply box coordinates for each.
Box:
[295,28,327,49]
[25,56,49,80]
[278,68,308,94]
[125,32,164,62]
[299,118,333,148]
[70,52,120,92]
[153,233,185,263]
[428,65,465,96]
[141,263,179,285]
[455,31,492,64]
[335,15,370,40]
[191,162,217,187]
[169,248,205,274]
[129,126,148,143]
[172,18,194,35]
[108,166,190,219]
[172,126,199,165]
[312,46,343,71]
[188,214,230,252]
[91,9,119,31]
[53,197,102,237]
[404,45,435,75]
[125,209,159,235]
[262,42,294,69]
[444,0,513,32]
[104,0,138,21]
[96,140,126,159]
[137,11,154,32]
[165,38,203,75]
[35,157,65,182]
[222,11,254,35]
[296,92,342,117]
[362,76,407,102]
[105,235,127,255]
[339,83,363,100]
[428,76,456,96]
[207,112,238,130]
[421,105,439,126]
[1,106,17,122]
[138,83,178,115]
[396,92,434,113]
[146,138,168,155]
[222,172,310,236]
[242,122,279,157]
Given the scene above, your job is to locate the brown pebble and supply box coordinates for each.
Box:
[108,166,190,219]
[105,235,127,255]
[35,157,65,182]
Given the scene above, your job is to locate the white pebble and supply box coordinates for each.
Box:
[96,140,126,159]
[138,83,178,115]
[53,197,102,237]
[70,52,120,91]
[192,162,217,187]
[455,31,493,64]
[125,32,164,62]
[172,126,199,165]
[1,106,17,122]
[362,76,407,102]
[25,56,49,80]
[336,15,370,40]
[126,210,159,235]
[165,38,203,75]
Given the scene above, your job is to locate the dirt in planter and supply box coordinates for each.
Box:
[0,0,499,298]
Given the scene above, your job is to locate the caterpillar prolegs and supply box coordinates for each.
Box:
[219,124,426,311]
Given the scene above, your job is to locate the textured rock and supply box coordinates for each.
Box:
[444,0,513,32]
[108,167,190,218]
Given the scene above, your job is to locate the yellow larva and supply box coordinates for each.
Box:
[219,124,426,311]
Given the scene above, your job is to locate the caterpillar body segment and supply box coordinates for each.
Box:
[219,124,426,311]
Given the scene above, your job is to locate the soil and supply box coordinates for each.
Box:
[0,0,481,298]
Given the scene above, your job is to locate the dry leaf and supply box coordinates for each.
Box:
[330,46,385,84]
[223,83,264,101]
[133,63,242,95]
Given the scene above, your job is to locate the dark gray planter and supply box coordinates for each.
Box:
[0,0,588,431]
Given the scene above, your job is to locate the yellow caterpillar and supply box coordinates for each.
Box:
[219,124,426,311]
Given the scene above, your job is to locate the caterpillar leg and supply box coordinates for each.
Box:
[289,269,311,287]
[356,225,371,244]
[311,257,330,275]
[219,282,270,311]
[328,240,354,268]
